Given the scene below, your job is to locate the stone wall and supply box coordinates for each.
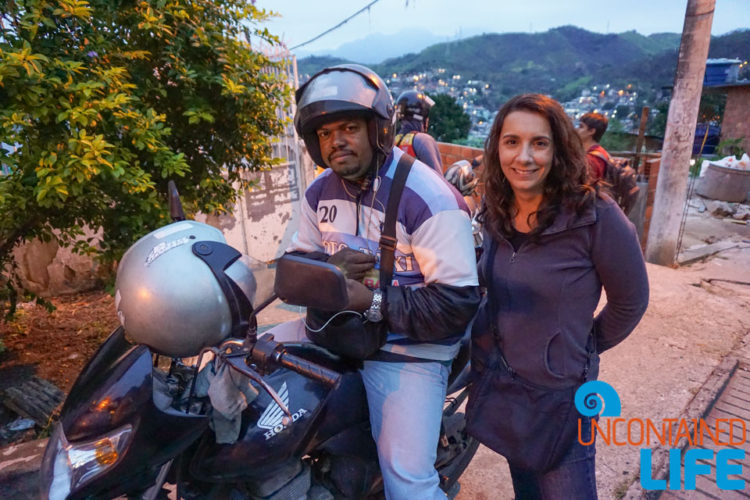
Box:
[12,231,104,297]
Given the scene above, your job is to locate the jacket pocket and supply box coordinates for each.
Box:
[543,331,567,379]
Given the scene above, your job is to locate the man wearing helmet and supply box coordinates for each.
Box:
[394,90,444,173]
[289,64,480,499]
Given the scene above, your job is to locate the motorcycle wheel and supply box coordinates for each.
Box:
[438,387,479,496]
[439,430,479,497]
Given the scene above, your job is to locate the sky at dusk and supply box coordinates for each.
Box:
[256,0,749,55]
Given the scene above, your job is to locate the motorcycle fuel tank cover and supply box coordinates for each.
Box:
[191,365,330,481]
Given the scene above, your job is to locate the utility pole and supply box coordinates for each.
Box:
[645,0,715,266]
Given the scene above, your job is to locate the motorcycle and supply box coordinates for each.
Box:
[40,183,478,500]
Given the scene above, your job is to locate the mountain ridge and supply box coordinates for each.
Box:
[296,26,748,107]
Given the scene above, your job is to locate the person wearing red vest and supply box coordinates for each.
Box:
[576,112,611,181]
[394,90,443,173]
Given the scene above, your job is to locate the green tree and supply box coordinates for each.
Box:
[647,101,669,138]
[600,118,633,152]
[428,93,471,143]
[0,0,289,312]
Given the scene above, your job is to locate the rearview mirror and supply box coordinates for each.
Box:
[274,254,348,311]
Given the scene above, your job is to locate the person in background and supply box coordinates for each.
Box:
[394,90,443,173]
[470,94,649,499]
[576,112,611,181]
[290,64,480,499]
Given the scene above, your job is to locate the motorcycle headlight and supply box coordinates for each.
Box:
[41,422,133,499]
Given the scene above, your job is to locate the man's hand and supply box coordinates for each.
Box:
[327,248,375,281]
[346,279,374,312]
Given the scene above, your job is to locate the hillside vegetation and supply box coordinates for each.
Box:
[298,26,749,108]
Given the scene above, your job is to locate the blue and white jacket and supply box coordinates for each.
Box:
[288,147,480,361]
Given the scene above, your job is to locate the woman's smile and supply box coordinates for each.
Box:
[498,110,554,198]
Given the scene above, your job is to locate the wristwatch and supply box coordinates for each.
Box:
[363,289,384,322]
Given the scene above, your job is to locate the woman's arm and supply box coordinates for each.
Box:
[591,200,650,352]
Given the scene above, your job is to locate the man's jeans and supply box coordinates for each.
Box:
[361,359,450,500]
[508,416,598,500]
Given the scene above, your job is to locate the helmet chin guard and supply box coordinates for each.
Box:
[192,241,252,339]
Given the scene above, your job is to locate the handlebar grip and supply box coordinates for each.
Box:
[277,352,341,387]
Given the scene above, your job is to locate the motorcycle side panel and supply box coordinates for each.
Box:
[191,343,369,482]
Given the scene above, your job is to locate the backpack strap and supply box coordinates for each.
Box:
[588,146,612,164]
[378,154,414,289]
[395,131,415,147]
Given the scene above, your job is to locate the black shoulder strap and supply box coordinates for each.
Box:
[483,237,510,371]
[379,154,414,289]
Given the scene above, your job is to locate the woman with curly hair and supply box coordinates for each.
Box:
[467,94,649,499]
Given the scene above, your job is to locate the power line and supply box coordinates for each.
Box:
[289,0,381,51]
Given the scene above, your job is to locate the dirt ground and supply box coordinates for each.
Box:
[0,291,118,395]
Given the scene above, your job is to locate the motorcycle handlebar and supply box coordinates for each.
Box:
[252,335,341,388]
[276,352,341,388]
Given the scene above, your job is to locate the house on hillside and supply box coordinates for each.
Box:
[703,59,750,154]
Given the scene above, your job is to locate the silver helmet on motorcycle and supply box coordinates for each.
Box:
[114,220,256,357]
[294,64,396,168]
[444,160,479,196]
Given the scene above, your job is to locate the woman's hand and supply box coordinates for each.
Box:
[327,248,375,281]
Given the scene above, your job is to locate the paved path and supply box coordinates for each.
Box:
[657,358,750,500]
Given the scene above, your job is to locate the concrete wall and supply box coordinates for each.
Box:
[11,135,315,297]
[197,142,315,263]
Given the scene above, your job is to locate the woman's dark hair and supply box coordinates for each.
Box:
[480,93,595,241]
